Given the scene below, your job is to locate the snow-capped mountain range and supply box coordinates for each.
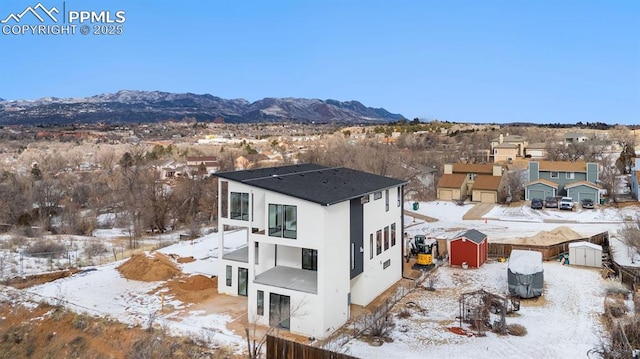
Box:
[0,90,405,125]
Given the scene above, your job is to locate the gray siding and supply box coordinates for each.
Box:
[538,171,587,194]
[587,163,598,183]
[349,198,363,279]
[529,162,539,181]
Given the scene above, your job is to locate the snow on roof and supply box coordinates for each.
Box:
[569,241,602,251]
[508,249,543,275]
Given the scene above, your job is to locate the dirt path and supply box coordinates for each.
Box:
[461,203,495,220]
[404,210,438,223]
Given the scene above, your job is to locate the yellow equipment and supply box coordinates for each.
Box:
[412,235,438,270]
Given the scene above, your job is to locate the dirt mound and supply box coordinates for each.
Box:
[515,226,583,245]
[117,253,181,281]
[163,275,218,304]
[176,256,196,264]
[2,269,79,289]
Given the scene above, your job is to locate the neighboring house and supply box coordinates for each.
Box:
[630,158,640,201]
[564,132,594,145]
[448,229,488,268]
[492,143,519,163]
[215,164,407,339]
[524,143,547,159]
[186,156,220,175]
[490,134,528,162]
[524,161,600,203]
[414,164,438,193]
[436,163,504,203]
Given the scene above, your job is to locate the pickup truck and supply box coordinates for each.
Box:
[559,197,574,211]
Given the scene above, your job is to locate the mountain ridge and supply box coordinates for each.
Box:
[0,90,405,125]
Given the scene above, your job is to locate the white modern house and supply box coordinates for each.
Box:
[215,164,407,339]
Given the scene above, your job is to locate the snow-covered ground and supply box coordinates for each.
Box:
[1,200,638,357]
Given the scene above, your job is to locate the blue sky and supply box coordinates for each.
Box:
[1,0,638,124]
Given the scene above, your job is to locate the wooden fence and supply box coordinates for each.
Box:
[266,335,359,359]
[488,231,609,261]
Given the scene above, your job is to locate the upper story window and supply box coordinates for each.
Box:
[376,230,382,255]
[397,187,401,207]
[230,192,249,220]
[550,171,559,179]
[468,173,477,181]
[566,172,575,179]
[391,223,396,246]
[269,204,297,239]
[361,195,370,204]
[385,190,389,212]
[374,191,382,200]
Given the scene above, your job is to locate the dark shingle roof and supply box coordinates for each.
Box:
[457,229,487,243]
[215,164,407,206]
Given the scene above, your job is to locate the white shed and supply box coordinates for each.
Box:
[569,242,602,268]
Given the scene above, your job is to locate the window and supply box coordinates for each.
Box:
[370,234,374,259]
[391,223,396,246]
[376,230,382,255]
[397,187,401,207]
[550,171,559,179]
[351,243,355,270]
[257,290,264,316]
[385,190,389,212]
[238,268,248,296]
[226,265,232,286]
[374,191,382,200]
[468,173,477,181]
[566,172,575,179]
[384,226,389,251]
[230,192,249,220]
[302,248,317,271]
[361,195,370,204]
[268,204,297,239]
[220,181,228,218]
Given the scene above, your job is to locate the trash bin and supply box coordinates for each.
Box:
[412,202,419,210]
[600,198,605,205]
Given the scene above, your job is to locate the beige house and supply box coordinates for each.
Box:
[437,163,504,203]
[490,134,528,163]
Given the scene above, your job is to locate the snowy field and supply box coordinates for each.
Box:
[0,200,638,357]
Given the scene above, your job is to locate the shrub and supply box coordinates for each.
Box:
[507,323,527,336]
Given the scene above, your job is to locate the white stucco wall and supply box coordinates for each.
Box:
[350,187,403,306]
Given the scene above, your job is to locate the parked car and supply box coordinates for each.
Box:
[581,198,595,209]
[559,197,574,211]
[545,197,558,208]
[530,198,544,209]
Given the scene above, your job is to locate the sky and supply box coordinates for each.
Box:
[1,0,638,124]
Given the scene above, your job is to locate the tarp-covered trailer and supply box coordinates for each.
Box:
[508,250,544,298]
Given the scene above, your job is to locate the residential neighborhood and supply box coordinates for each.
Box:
[0,122,639,358]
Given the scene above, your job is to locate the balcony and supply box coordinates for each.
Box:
[254,266,317,294]
[222,245,248,263]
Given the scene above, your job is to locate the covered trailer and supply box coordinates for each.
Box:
[508,250,544,298]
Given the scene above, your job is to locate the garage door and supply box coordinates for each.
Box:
[529,190,544,200]
[480,192,495,203]
[577,192,596,202]
[439,189,453,201]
